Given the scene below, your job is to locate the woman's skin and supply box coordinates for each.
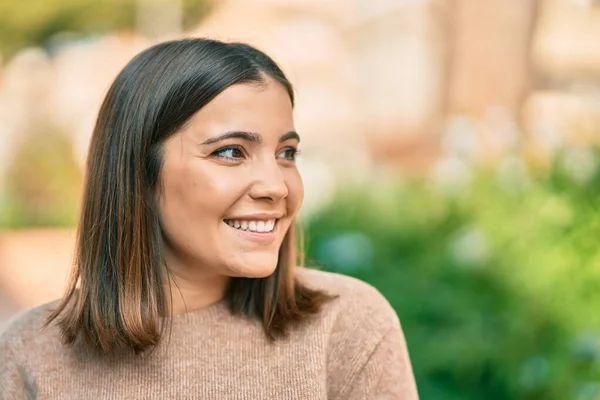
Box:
[158,77,304,315]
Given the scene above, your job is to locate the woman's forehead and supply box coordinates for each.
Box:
[182,80,295,140]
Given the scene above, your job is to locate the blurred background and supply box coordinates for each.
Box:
[1,0,600,398]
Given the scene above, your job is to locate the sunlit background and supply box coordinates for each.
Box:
[1,0,600,398]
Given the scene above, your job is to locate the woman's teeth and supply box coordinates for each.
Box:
[224,219,276,233]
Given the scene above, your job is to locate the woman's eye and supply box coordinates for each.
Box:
[212,146,244,160]
[278,147,299,162]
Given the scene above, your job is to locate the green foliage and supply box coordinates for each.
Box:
[0,130,83,228]
[304,151,600,400]
[0,0,212,59]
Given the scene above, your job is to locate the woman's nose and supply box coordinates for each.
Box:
[247,159,289,202]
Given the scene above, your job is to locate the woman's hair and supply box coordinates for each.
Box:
[45,38,333,354]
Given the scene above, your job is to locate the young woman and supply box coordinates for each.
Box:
[0,38,418,399]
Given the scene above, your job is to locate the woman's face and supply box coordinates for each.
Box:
[158,78,303,279]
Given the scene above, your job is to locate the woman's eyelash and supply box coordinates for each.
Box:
[211,146,301,161]
[279,147,300,161]
[212,146,245,160]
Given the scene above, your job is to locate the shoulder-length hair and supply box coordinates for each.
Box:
[45,38,333,354]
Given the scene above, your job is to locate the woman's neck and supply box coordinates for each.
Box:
[165,270,231,316]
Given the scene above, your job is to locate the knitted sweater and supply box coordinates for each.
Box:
[0,268,419,399]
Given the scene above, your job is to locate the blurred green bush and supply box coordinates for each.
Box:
[0,130,82,228]
[305,150,600,400]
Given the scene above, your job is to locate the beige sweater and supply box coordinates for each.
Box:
[0,268,419,399]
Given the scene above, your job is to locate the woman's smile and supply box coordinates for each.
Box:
[222,212,284,246]
[223,217,280,245]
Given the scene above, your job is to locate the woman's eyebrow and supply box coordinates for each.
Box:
[201,131,261,145]
[200,130,300,145]
[279,131,300,143]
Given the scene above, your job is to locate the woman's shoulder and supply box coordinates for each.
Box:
[294,267,414,397]
[294,267,400,334]
[0,300,61,354]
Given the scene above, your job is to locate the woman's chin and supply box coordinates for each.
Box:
[226,257,279,278]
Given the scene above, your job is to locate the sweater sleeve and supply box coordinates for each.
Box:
[0,329,37,400]
[0,324,37,400]
[343,323,419,400]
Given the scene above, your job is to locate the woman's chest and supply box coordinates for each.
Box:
[36,335,328,399]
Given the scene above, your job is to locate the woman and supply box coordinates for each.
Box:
[0,38,418,399]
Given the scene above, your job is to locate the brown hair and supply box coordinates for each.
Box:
[45,38,333,354]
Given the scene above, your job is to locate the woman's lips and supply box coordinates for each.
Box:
[222,219,279,245]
